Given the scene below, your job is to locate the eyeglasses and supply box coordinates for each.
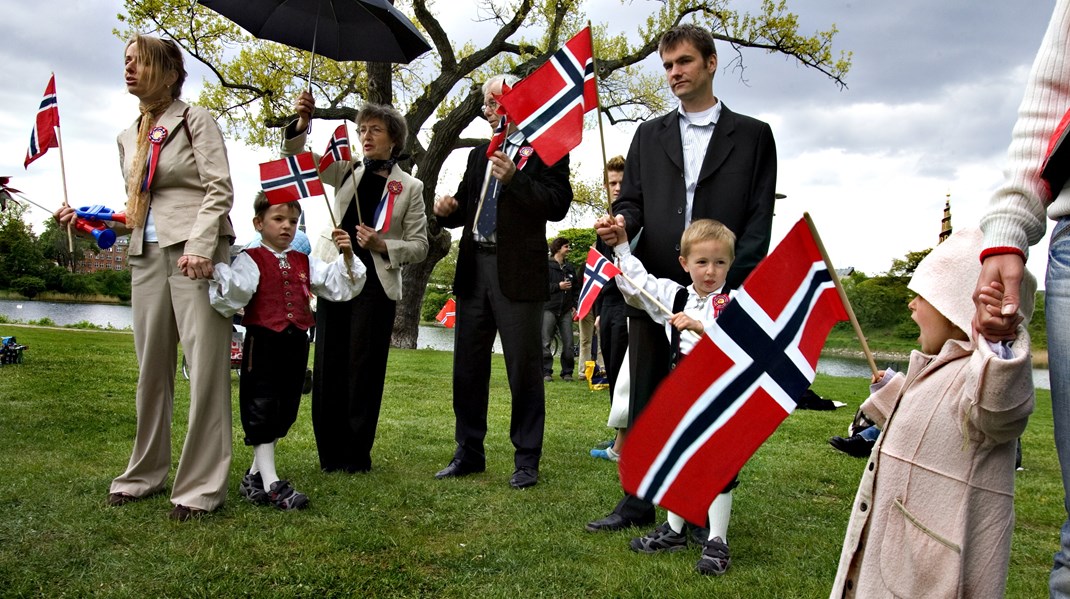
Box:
[483,98,500,111]
[358,125,387,136]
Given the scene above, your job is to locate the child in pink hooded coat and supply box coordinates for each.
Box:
[831,227,1037,598]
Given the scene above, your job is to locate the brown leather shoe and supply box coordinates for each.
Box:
[106,492,139,507]
[168,504,208,521]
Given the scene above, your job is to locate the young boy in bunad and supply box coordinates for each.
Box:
[210,193,366,510]
[609,218,738,576]
[830,227,1036,598]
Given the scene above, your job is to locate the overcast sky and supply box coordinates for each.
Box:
[0,0,1059,286]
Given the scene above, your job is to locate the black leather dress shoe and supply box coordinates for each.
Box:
[829,434,875,458]
[509,466,538,489]
[585,512,655,533]
[435,459,485,479]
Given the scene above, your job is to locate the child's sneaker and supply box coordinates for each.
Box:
[590,446,620,462]
[268,480,309,511]
[695,536,731,575]
[629,522,688,553]
[239,470,270,505]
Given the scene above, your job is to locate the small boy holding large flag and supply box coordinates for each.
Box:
[602,217,739,575]
[831,228,1036,598]
[209,192,364,510]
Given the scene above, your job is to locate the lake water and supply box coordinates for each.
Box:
[0,299,1049,389]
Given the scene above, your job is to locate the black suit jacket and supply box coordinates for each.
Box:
[613,104,777,290]
[439,143,573,302]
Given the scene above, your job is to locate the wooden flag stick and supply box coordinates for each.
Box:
[802,212,879,378]
[588,22,614,217]
[616,269,701,343]
[53,123,73,253]
[343,121,361,226]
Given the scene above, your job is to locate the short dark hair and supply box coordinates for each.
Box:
[605,155,626,175]
[253,191,302,220]
[659,24,717,61]
[357,103,409,158]
[549,236,570,255]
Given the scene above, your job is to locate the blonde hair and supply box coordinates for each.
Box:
[605,155,625,175]
[125,34,186,100]
[680,219,735,260]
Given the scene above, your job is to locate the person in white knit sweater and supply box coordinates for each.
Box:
[974,1,1070,594]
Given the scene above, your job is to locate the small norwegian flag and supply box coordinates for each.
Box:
[435,297,456,328]
[259,152,325,205]
[25,74,60,169]
[575,247,622,321]
[319,124,352,172]
[486,112,509,159]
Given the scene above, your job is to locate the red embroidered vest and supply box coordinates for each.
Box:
[241,246,315,332]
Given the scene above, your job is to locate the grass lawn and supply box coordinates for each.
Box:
[0,325,1063,597]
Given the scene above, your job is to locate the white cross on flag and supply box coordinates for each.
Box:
[318,125,352,173]
[575,247,622,321]
[620,217,849,525]
[259,152,325,205]
[498,26,596,167]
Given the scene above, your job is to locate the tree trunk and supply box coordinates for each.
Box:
[367,62,393,106]
[389,93,484,349]
[391,227,451,348]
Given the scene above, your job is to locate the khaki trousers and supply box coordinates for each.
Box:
[110,241,233,511]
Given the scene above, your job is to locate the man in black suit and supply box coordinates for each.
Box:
[433,74,574,489]
[589,25,777,530]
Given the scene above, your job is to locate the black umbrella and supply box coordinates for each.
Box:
[198,0,432,64]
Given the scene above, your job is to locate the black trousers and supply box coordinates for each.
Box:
[612,312,672,521]
[239,324,308,446]
[451,251,545,470]
[311,283,395,472]
[598,293,629,405]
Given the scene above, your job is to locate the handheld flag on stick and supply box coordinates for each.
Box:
[25,74,60,169]
[319,125,352,172]
[498,26,596,167]
[619,216,849,525]
[259,152,325,205]
[575,247,622,321]
[486,111,510,159]
[435,297,456,328]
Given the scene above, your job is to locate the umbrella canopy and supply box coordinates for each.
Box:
[198,0,432,64]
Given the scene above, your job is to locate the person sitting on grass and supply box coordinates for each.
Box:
[604,217,738,576]
[209,193,366,510]
[830,227,1036,598]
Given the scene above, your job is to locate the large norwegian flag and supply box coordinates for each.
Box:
[259,152,325,205]
[497,26,596,167]
[318,124,352,172]
[25,74,60,169]
[620,217,848,525]
[575,247,622,321]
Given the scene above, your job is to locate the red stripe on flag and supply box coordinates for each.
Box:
[653,388,789,525]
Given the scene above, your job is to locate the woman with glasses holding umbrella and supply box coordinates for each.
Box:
[283,91,428,474]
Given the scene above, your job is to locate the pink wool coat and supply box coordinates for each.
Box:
[830,330,1034,598]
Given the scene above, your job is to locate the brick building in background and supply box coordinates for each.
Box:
[75,237,129,273]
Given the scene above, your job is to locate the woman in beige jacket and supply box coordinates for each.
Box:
[57,35,235,520]
[283,92,428,473]
[831,228,1036,598]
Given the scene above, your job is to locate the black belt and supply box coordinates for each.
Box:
[473,241,497,253]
